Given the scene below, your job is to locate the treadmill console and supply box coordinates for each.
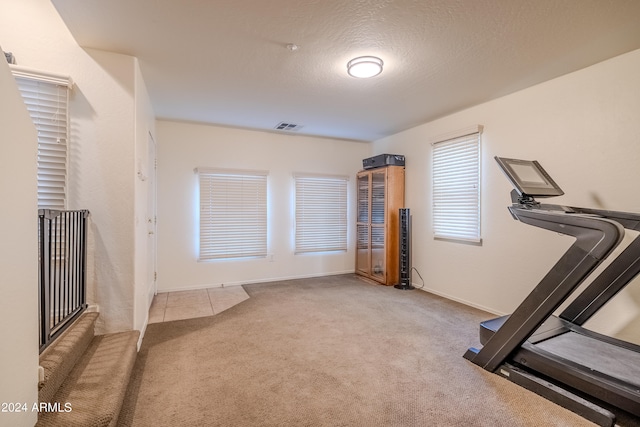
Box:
[495,157,564,206]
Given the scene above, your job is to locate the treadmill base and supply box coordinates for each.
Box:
[497,363,615,427]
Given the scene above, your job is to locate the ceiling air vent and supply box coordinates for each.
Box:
[274,122,302,131]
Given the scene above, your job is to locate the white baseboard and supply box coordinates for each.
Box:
[86,304,100,313]
[158,270,355,294]
[416,285,503,316]
[136,314,148,351]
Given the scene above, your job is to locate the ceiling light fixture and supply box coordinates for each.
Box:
[347,56,383,78]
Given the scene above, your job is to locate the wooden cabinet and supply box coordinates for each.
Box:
[356,165,405,285]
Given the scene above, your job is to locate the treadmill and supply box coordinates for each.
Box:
[464,157,640,426]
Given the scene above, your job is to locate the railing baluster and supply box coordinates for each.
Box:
[64,212,69,320]
[70,213,75,313]
[52,214,57,328]
[55,213,61,327]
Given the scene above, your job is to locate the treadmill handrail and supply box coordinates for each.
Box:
[569,207,640,231]
[512,209,624,259]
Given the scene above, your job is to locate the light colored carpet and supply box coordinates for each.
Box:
[118,274,633,426]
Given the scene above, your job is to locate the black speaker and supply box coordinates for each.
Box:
[394,208,414,290]
[362,154,405,170]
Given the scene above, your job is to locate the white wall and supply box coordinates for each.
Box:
[156,120,370,291]
[0,0,155,335]
[373,49,640,334]
[0,48,39,427]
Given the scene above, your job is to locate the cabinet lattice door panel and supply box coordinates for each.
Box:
[355,166,405,285]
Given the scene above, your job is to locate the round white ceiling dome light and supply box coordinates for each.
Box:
[347,56,383,78]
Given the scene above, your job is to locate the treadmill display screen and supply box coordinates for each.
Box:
[495,157,564,198]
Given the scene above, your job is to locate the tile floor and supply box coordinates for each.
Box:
[148,285,249,323]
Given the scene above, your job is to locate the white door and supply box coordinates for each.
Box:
[147,132,158,295]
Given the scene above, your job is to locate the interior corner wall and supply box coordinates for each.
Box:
[0,49,39,427]
[373,49,640,325]
[133,59,157,337]
[156,120,371,292]
[0,0,139,334]
[72,48,137,335]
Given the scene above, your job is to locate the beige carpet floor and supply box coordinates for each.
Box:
[118,274,638,426]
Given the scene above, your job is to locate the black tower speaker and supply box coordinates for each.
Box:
[394,208,414,290]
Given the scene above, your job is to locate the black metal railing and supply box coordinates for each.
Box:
[38,209,90,352]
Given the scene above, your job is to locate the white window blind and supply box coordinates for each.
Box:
[432,127,482,243]
[294,173,348,254]
[12,67,71,210]
[197,168,268,260]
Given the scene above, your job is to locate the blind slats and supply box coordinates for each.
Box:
[432,132,481,243]
[295,175,348,254]
[14,74,69,210]
[198,170,268,260]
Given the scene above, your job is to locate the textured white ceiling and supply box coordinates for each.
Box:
[51,0,640,142]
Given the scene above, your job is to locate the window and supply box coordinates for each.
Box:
[197,168,268,260]
[432,126,482,243]
[12,67,71,210]
[294,173,348,254]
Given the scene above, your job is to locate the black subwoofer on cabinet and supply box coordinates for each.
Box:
[394,208,414,290]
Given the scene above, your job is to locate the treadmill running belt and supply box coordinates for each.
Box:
[535,331,640,388]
